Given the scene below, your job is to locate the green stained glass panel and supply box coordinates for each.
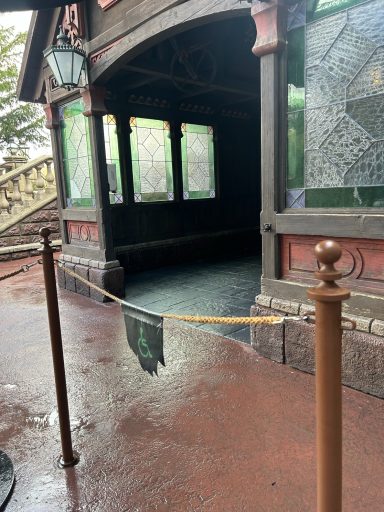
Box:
[181,123,216,200]
[287,111,304,189]
[306,186,384,207]
[308,0,367,20]
[103,115,123,204]
[129,117,174,203]
[287,27,305,112]
[60,98,95,208]
[286,0,384,209]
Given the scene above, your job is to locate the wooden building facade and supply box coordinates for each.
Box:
[18,0,384,395]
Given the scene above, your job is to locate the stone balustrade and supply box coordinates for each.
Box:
[0,155,56,233]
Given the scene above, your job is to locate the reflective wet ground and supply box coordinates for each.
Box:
[125,255,262,343]
[1,256,384,511]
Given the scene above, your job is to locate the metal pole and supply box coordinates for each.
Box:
[307,240,350,512]
[39,227,79,468]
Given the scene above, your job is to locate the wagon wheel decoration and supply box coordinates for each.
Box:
[169,38,217,93]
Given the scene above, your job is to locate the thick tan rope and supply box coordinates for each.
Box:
[58,262,292,326]
[161,313,282,325]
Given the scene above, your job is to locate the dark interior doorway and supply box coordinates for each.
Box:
[104,15,261,273]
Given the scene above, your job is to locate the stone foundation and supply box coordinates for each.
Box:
[57,256,125,303]
[251,295,384,399]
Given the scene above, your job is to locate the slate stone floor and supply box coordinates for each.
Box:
[124,254,262,344]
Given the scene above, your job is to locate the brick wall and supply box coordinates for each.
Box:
[0,200,61,261]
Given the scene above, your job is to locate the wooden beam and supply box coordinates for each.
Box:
[123,64,258,97]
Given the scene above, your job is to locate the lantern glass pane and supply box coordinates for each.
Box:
[54,50,74,85]
[46,51,63,86]
[72,51,85,86]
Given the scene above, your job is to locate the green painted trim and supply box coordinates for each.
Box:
[141,192,173,202]
[186,190,211,199]
[131,160,141,192]
[306,185,384,207]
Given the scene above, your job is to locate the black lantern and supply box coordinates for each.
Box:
[43,26,86,90]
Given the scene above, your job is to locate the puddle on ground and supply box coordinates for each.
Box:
[70,416,94,432]
[26,410,93,433]
[1,384,18,390]
[26,410,59,429]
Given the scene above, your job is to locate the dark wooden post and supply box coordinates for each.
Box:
[81,86,114,261]
[251,0,288,281]
[39,227,79,468]
[307,240,350,512]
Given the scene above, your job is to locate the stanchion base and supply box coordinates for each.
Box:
[0,450,15,510]
[56,451,80,469]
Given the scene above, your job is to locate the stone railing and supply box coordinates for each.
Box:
[0,155,56,234]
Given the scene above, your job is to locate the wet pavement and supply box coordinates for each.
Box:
[125,255,262,343]
[1,256,384,511]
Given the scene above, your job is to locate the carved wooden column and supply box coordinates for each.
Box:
[81,86,114,262]
[252,0,288,280]
[43,103,68,246]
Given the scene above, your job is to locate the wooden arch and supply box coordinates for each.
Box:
[88,0,250,85]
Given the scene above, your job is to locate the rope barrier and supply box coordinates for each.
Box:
[0,259,42,281]
[58,262,307,326]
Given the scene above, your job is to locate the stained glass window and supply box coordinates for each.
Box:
[60,99,95,208]
[103,115,123,204]
[286,0,384,208]
[181,123,215,200]
[129,117,174,202]
[308,0,367,21]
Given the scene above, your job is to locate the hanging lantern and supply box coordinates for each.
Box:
[43,26,86,90]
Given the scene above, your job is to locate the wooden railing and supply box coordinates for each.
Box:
[0,155,56,233]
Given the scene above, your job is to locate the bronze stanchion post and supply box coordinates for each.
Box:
[307,240,350,512]
[39,227,79,468]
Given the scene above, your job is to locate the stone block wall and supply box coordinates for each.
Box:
[251,295,384,399]
[0,201,60,261]
[57,255,125,303]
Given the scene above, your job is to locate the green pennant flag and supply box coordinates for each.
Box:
[121,303,165,376]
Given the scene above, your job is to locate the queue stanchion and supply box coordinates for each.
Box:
[39,227,79,468]
[308,240,350,512]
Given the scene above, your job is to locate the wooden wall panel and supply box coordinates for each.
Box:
[67,221,99,247]
[281,235,384,295]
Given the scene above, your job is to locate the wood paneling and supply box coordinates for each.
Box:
[67,221,99,247]
[281,234,384,295]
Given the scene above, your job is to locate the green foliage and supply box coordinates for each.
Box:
[0,25,47,151]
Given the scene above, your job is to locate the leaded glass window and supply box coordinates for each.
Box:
[308,0,367,21]
[129,117,174,202]
[181,123,215,200]
[103,115,123,204]
[60,98,95,208]
[286,0,384,208]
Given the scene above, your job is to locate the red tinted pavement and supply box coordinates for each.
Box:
[1,257,384,511]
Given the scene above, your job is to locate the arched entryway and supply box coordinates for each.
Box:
[98,16,262,341]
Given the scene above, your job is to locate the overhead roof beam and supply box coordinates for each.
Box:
[123,64,258,97]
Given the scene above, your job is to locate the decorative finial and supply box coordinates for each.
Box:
[39,227,51,239]
[56,26,70,46]
[308,240,350,301]
[315,240,341,265]
[39,227,52,253]
[314,240,342,282]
